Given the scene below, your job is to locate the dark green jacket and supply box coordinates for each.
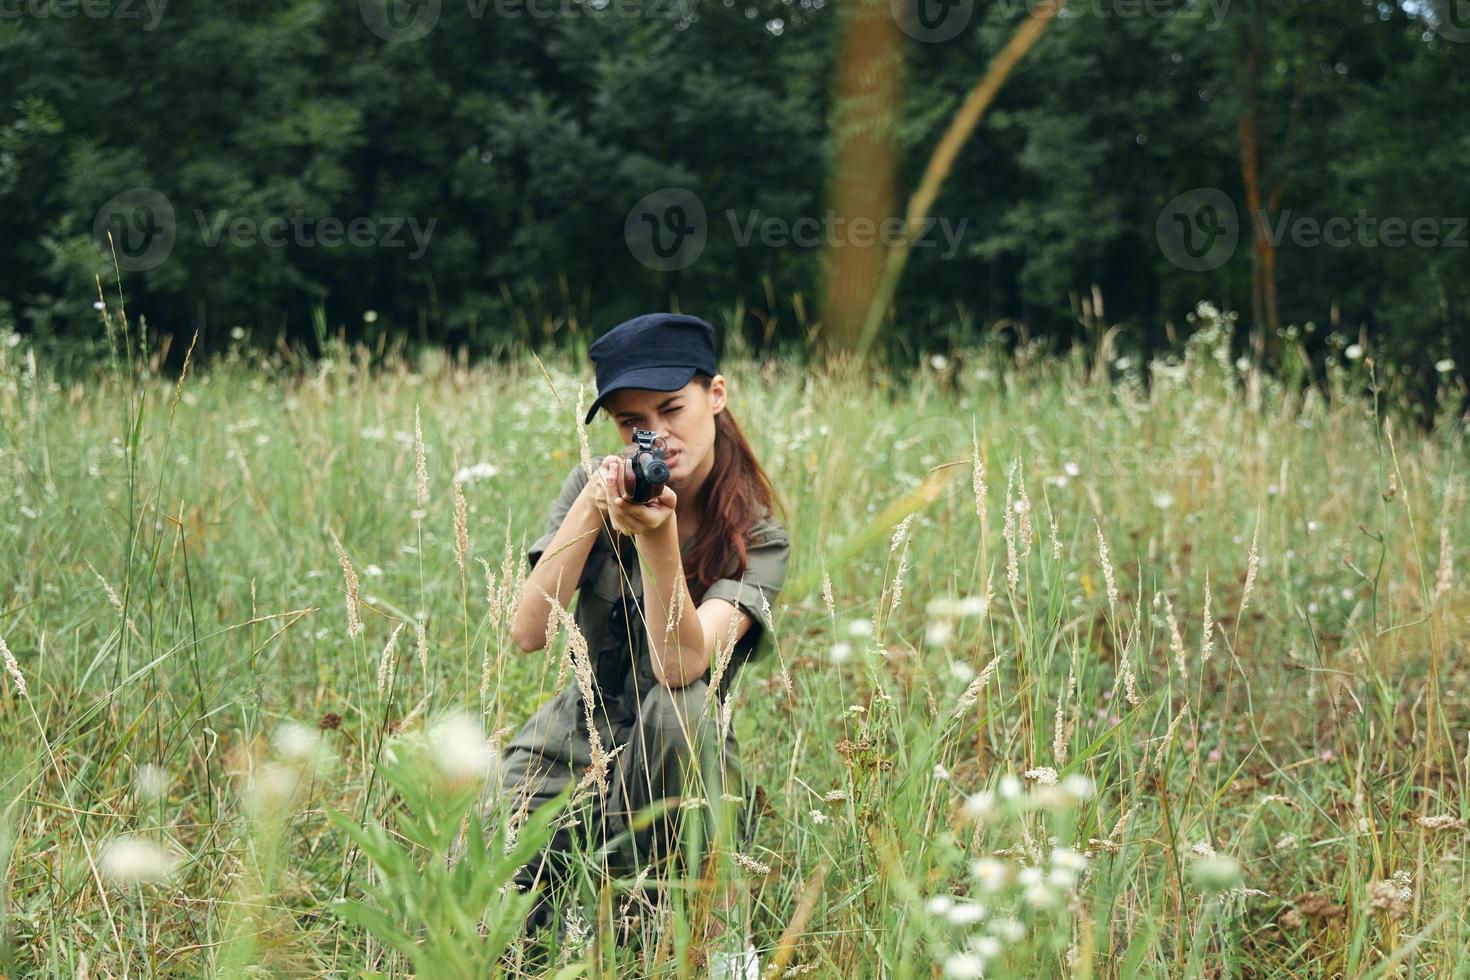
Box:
[527,462,791,713]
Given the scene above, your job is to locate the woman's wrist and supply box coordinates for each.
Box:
[635,510,678,545]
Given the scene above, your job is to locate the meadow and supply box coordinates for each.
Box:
[1,303,1467,978]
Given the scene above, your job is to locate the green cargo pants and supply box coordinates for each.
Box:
[475,675,750,928]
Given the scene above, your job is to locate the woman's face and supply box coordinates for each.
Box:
[603,375,726,485]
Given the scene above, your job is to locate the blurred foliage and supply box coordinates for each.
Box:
[0,0,1465,400]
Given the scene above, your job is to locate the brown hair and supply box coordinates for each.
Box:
[682,371,789,602]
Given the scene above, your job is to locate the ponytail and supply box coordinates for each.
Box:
[683,372,789,602]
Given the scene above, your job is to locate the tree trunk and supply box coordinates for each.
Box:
[820,0,903,354]
[1236,0,1281,361]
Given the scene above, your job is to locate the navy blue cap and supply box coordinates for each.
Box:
[584,313,719,425]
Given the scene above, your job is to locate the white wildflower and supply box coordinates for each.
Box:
[963,791,996,820]
[100,837,182,884]
[134,764,169,800]
[946,900,986,926]
[1417,814,1465,831]
[942,952,984,979]
[732,851,772,876]
[990,916,1025,942]
[426,710,499,783]
[956,595,988,618]
[970,857,1009,892]
[0,632,26,698]
[925,894,954,917]
[453,462,500,483]
[272,722,332,768]
[1189,854,1243,891]
[926,597,960,618]
[1061,774,1095,802]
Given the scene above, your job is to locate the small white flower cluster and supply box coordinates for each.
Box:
[245,720,340,816]
[830,617,876,665]
[272,722,336,770]
[933,844,1089,977]
[926,595,990,620]
[924,594,989,650]
[961,772,1094,821]
[1017,846,1088,908]
[1184,846,1243,893]
[453,462,500,483]
[425,709,500,784]
[99,836,184,886]
[134,763,170,801]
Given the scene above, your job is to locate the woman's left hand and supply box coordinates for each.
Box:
[609,483,678,537]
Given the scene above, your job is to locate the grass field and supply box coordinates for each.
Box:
[1,304,1467,978]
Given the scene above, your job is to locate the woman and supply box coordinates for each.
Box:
[500,313,790,972]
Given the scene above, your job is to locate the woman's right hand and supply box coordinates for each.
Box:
[583,454,626,522]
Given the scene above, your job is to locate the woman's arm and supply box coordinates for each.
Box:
[509,478,603,653]
[634,517,757,688]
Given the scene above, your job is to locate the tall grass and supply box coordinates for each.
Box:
[0,301,1466,976]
